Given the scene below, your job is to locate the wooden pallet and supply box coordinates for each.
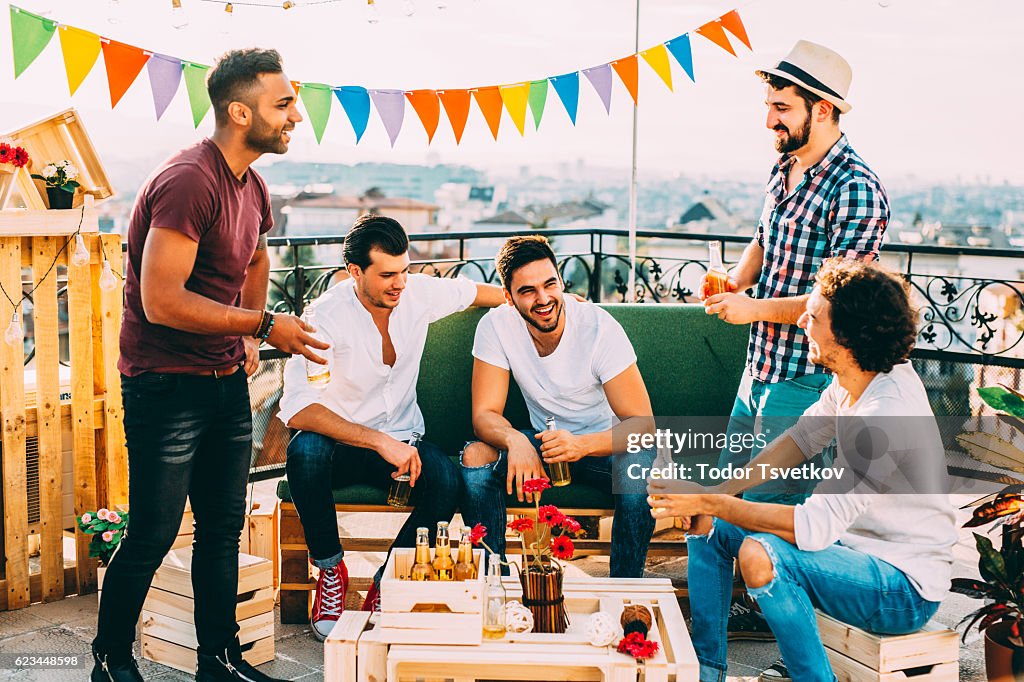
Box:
[817,612,959,682]
[326,577,699,682]
[241,491,280,589]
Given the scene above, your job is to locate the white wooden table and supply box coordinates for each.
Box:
[325,576,698,682]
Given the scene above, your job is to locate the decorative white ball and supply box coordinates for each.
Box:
[503,600,534,633]
[586,611,619,647]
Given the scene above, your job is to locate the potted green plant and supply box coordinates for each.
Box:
[952,385,1024,680]
[31,159,80,209]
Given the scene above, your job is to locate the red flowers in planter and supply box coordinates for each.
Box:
[617,631,660,660]
[0,141,30,168]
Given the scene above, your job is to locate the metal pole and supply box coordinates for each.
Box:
[626,0,640,303]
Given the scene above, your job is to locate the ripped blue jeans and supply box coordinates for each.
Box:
[687,519,939,682]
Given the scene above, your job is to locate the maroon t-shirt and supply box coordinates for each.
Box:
[118,139,273,376]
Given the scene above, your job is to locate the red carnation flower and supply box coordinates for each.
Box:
[507,517,534,533]
[537,505,564,525]
[559,516,582,535]
[521,477,551,494]
[617,632,644,655]
[468,523,487,546]
[633,638,659,659]
[551,534,574,560]
[12,147,29,167]
[0,144,11,163]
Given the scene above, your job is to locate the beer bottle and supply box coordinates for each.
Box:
[410,526,436,581]
[546,416,572,487]
[432,521,455,581]
[453,531,477,581]
[482,553,506,639]
[706,241,730,296]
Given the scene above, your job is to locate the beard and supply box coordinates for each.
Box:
[357,281,402,310]
[773,110,811,154]
[245,113,290,155]
[514,297,563,333]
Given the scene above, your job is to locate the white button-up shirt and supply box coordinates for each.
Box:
[277,273,478,441]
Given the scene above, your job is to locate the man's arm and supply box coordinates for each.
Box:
[731,239,765,292]
[288,403,422,484]
[472,358,547,501]
[241,234,270,312]
[471,283,506,308]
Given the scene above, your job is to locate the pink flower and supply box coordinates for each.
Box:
[102,530,114,542]
[559,516,582,535]
[97,508,110,521]
[80,513,92,524]
[109,513,122,524]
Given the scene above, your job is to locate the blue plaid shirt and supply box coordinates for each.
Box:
[749,134,889,384]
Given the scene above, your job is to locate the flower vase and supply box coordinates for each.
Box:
[519,564,569,634]
[46,186,74,209]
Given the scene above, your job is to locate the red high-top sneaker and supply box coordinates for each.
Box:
[310,558,348,641]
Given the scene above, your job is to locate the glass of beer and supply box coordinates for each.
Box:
[706,241,730,296]
[387,431,421,507]
[545,416,572,487]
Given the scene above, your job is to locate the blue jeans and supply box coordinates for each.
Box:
[460,430,656,578]
[286,431,462,582]
[688,519,939,682]
[719,372,833,504]
[95,371,252,659]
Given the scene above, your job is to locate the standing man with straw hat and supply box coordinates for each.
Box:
[694,40,890,680]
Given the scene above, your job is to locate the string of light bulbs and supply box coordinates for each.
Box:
[1,204,120,347]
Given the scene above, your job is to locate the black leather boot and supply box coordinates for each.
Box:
[195,641,288,682]
[90,644,144,682]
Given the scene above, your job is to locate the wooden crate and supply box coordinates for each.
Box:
[141,548,275,673]
[241,492,279,589]
[817,612,959,682]
[1,108,113,214]
[377,547,485,645]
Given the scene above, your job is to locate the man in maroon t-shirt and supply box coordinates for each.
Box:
[92,49,326,682]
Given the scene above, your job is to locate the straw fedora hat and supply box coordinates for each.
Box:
[758,40,853,114]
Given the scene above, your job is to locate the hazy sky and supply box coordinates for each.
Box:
[2,0,1022,184]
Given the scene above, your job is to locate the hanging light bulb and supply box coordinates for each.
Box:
[107,0,121,24]
[70,233,90,267]
[221,2,234,34]
[4,310,23,346]
[170,0,189,28]
[99,260,118,292]
[402,0,415,16]
[282,0,295,8]
[366,0,380,24]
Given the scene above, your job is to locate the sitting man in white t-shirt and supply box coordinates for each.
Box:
[648,259,957,682]
[461,235,657,577]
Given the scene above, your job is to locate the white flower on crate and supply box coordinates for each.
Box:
[42,164,57,178]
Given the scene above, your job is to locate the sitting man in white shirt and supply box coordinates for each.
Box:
[461,235,657,578]
[277,214,505,640]
[648,258,957,682]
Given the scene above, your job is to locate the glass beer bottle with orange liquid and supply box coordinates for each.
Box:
[706,241,731,296]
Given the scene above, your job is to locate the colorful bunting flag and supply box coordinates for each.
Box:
[405,90,440,144]
[335,86,370,143]
[299,83,333,144]
[370,89,405,147]
[10,7,56,78]
[147,54,182,121]
[696,19,736,57]
[438,89,471,145]
[290,80,301,96]
[527,79,548,130]
[549,72,579,125]
[641,44,673,91]
[183,62,211,128]
[583,64,613,115]
[101,39,150,108]
[665,34,695,82]
[472,86,504,141]
[719,9,752,51]
[499,83,530,136]
[58,25,102,96]
[612,55,639,106]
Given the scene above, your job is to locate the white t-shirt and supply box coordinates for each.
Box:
[277,274,478,441]
[472,296,637,435]
[787,362,957,602]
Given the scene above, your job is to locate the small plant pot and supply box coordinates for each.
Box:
[46,186,74,209]
[985,623,1024,682]
[519,564,568,634]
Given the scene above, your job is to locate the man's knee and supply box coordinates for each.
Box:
[286,430,336,464]
[738,537,775,589]
[461,441,499,468]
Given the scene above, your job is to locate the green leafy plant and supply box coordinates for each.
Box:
[31,159,80,193]
[77,508,128,565]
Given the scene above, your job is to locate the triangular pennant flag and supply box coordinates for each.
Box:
[499,83,530,137]
[665,34,695,82]
[641,44,673,91]
[11,7,57,78]
[527,79,548,130]
[58,25,102,96]
[290,80,300,96]
[549,72,579,125]
[719,9,751,51]
[405,89,440,144]
[612,55,639,106]
[370,89,405,147]
[147,54,182,120]
[298,83,332,144]
[101,39,150,108]
[183,62,211,128]
[582,64,613,114]
[438,89,470,145]
[472,86,503,141]
[697,19,737,57]
[335,86,370,143]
